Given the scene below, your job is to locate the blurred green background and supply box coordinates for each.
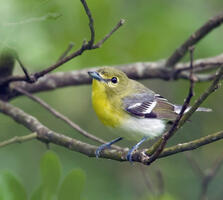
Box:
[0,0,223,199]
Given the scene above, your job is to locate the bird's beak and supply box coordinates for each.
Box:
[88,71,106,82]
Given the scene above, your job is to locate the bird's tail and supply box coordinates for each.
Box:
[174,105,212,114]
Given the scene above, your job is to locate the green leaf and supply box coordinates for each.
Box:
[0,187,4,200]
[40,151,61,200]
[30,185,43,200]
[0,171,27,200]
[58,169,86,200]
[141,193,177,200]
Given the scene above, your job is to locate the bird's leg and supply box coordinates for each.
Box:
[127,136,148,163]
[95,137,123,158]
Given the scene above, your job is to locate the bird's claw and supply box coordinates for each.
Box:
[126,136,148,163]
[95,144,111,158]
[126,148,135,163]
[95,137,123,158]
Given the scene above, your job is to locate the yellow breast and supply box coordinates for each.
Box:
[91,80,126,127]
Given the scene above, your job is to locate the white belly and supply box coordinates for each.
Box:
[120,118,166,141]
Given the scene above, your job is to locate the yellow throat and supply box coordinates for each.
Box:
[91,79,126,127]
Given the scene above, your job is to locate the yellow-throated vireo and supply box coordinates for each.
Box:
[88,67,211,162]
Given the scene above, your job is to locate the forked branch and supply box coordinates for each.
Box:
[166,12,223,67]
[143,47,196,165]
[0,99,223,164]
[0,0,223,168]
[0,0,125,87]
[14,87,121,149]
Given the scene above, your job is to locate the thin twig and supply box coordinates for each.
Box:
[185,152,204,178]
[0,133,37,148]
[57,42,75,62]
[160,130,223,158]
[0,99,126,161]
[139,165,155,194]
[155,168,164,195]
[15,56,35,83]
[200,152,223,200]
[80,0,95,47]
[145,58,223,164]
[178,66,223,127]
[209,153,223,179]
[93,19,125,48]
[0,0,125,86]
[13,87,121,149]
[8,53,223,100]
[185,152,223,200]
[144,47,196,165]
[1,99,223,164]
[33,18,124,80]
[174,61,223,74]
[166,11,223,67]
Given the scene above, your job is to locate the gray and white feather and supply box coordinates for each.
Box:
[121,90,211,140]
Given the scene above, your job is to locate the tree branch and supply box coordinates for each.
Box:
[0,99,126,161]
[165,12,223,67]
[184,151,223,200]
[92,19,125,48]
[178,66,223,128]
[0,6,223,167]
[0,0,125,87]
[14,87,121,149]
[143,47,196,165]
[1,99,223,165]
[80,0,95,47]
[0,132,37,148]
[144,65,223,163]
[159,130,223,158]
[185,152,205,178]
[7,53,223,100]
[200,153,223,200]
[13,88,103,144]
[57,42,75,62]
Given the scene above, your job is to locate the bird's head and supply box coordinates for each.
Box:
[88,67,129,96]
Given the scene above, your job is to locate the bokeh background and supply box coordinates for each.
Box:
[0,0,223,199]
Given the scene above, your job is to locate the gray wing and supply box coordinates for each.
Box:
[122,93,157,118]
[122,93,178,120]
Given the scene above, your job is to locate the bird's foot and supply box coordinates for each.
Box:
[126,147,137,163]
[126,137,148,163]
[95,137,123,158]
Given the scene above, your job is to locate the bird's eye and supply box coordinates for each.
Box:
[111,77,118,84]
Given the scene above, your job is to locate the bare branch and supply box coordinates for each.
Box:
[15,56,36,83]
[0,0,125,87]
[178,66,223,127]
[185,152,204,178]
[209,153,223,179]
[139,165,155,194]
[13,87,121,148]
[57,42,75,62]
[160,130,223,159]
[8,53,223,100]
[80,0,95,47]
[0,133,37,148]
[144,47,196,165]
[93,19,125,48]
[1,49,223,165]
[166,12,223,67]
[185,152,223,200]
[1,99,223,165]
[145,65,223,165]
[155,168,164,195]
[200,152,223,200]
[0,99,127,161]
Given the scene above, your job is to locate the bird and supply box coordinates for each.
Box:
[88,67,212,162]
